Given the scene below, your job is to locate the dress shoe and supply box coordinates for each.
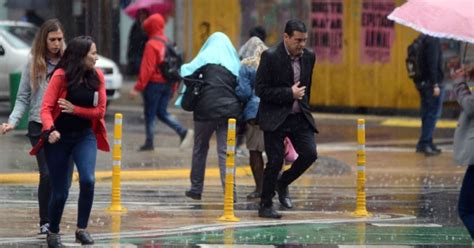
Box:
[258,206,282,219]
[47,232,63,248]
[75,230,94,245]
[185,190,202,200]
[416,146,441,156]
[276,183,293,209]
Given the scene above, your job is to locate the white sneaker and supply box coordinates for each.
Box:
[36,223,49,239]
[180,129,194,149]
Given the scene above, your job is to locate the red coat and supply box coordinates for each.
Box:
[133,13,167,91]
[30,68,110,155]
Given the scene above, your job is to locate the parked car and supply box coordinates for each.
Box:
[0,21,122,102]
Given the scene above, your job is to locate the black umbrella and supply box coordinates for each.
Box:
[4,0,50,9]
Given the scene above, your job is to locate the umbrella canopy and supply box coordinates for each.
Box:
[387,0,474,43]
[124,0,174,19]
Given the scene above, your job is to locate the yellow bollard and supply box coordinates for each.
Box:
[107,113,127,212]
[218,118,240,222]
[352,119,371,217]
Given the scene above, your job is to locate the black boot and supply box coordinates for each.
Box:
[258,205,282,219]
[185,190,202,200]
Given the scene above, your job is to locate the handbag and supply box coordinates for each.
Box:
[284,137,298,164]
[180,77,206,111]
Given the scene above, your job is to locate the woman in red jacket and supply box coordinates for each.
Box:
[40,36,109,247]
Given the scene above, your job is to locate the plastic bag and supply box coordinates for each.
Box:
[284,137,298,164]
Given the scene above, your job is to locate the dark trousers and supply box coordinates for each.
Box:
[27,121,51,226]
[189,120,228,194]
[459,165,474,239]
[417,86,443,148]
[28,121,73,227]
[45,129,96,233]
[260,113,317,207]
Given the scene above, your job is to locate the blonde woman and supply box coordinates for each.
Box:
[235,37,268,199]
[1,19,71,238]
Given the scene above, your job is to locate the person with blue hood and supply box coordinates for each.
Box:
[129,13,192,152]
[182,32,242,200]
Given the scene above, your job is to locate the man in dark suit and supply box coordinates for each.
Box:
[255,19,318,219]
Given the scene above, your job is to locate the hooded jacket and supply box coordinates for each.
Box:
[133,13,167,91]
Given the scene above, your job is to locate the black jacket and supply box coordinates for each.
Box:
[420,35,444,87]
[188,64,242,122]
[255,42,317,132]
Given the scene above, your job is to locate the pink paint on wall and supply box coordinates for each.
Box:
[360,0,396,64]
[311,0,343,63]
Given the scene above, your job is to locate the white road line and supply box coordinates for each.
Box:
[371,223,442,227]
[0,214,416,244]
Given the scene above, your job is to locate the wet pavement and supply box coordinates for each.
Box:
[0,82,471,247]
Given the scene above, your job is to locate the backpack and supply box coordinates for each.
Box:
[406,35,425,84]
[152,37,183,83]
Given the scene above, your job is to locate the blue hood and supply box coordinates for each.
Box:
[180,32,240,77]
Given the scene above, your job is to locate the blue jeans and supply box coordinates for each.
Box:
[142,82,186,147]
[417,86,444,148]
[44,129,97,233]
[459,165,474,239]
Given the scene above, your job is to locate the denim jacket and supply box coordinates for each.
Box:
[236,65,259,121]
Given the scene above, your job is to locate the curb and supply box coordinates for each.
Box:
[0,167,253,184]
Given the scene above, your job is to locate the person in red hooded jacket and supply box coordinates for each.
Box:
[129,13,192,151]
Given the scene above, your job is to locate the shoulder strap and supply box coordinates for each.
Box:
[151,36,168,45]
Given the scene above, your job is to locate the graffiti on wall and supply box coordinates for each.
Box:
[239,0,307,47]
[360,0,395,64]
[310,0,343,63]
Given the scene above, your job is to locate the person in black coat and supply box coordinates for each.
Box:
[255,19,318,218]
[415,34,444,156]
[126,9,149,75]
[180,32,242,200]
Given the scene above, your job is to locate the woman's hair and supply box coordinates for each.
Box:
[30,19,65,93]
[241,37,267,68]
[52,36,99,90]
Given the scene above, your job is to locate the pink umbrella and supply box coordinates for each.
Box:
[124,0,174,19]
[387,0,474,43]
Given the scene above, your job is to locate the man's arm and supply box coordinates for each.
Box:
[306,53,316,101]
[424,37,441,96]
[425,38,440,84]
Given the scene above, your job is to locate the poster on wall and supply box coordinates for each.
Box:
[311,0,343,63]
[360,0,396,64]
